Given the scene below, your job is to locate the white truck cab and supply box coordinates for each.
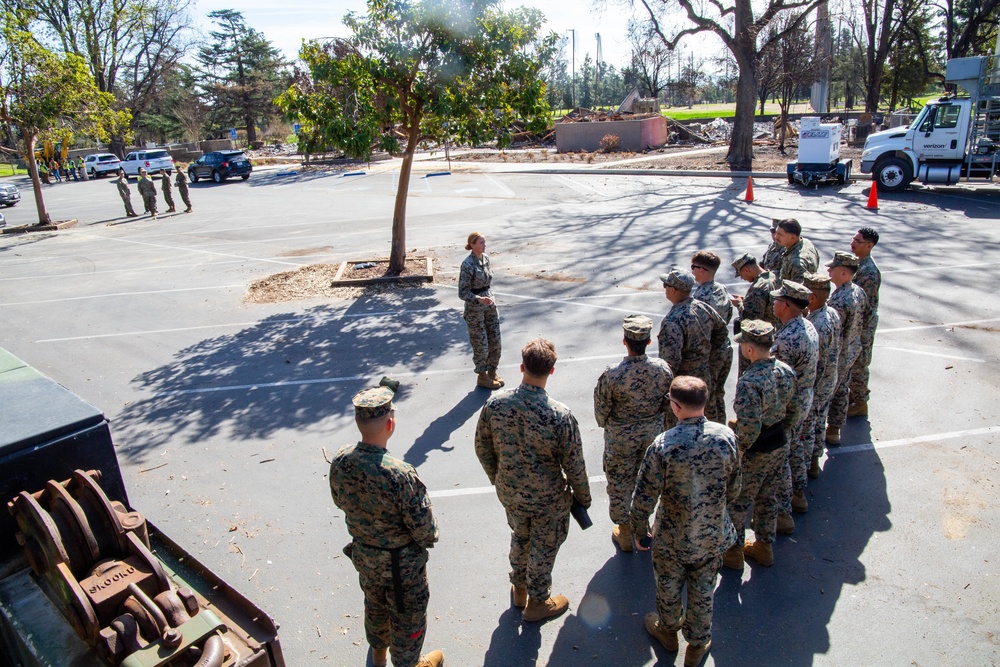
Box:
[860,55,1000,191]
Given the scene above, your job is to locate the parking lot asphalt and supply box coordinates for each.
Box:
[1,165,999,666]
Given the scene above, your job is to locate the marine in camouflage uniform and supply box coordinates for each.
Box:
[826,252,868,439]
[724,321,796,569]
[159,169,176,212]
[115,170,138,217]
[770,281,819,524]
[329,385,442,667]
[773,218,821,285]
[175,169,193,212]
[760,221,785,271]
[594,315,673,551]
[475,339,590,620]
[848,228,881,412]
[803,273,842,475]
[136,169,158,216]
[631,376,739,658]
[731,253,780,376]
[691,251,734,424]
[459,232,503,389]
[658,268,728,427]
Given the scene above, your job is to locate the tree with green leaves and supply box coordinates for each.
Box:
[196,9,287,145]
[12,0,193,155]
[278,0,557,275]
[0,21,126,225]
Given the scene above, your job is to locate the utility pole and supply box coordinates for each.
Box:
[595,33,602,108]
[810,1,832,113]
[567,29,576,110]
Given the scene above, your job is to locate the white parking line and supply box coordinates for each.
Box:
[150,352,628,397]
[876,346,985,363]
[830,426,1000,455]
[879,317,1000,333]
[1,285,244,307]
[431,427,1000,498]
[74,234,304,267]
[551,174,603,196]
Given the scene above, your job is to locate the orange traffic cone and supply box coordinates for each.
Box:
[744,176,754,203]
[866,180,879,210]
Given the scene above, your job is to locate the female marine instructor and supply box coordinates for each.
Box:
[459,232,504,390]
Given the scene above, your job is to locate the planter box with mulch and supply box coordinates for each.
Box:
[330,257,434,287]
[1,219,78,235]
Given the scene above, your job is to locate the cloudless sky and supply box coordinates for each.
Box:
[192,0,647,70]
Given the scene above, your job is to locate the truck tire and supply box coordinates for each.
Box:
[874,157,911,192]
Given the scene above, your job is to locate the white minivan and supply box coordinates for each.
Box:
[120,149,174,176]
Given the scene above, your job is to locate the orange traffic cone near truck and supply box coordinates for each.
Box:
[866,181,879,209]
[744,176,754,202]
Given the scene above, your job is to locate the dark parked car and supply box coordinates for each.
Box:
[0,183,19,207]
[188,151,252,183]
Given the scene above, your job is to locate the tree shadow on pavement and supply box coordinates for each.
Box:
[482,608,542,667]
[405,388,489,467]
[546,553,658,667]
[113,285,465,464]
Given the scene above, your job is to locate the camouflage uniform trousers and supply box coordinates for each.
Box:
[707,346,733,423]
[827,348,861,428]
[464,301,501,373]
[118,189,136,216]
[805,384,836,460]
[141,194,157,215]
[603,419,661,525]
[505,503,570,600]
[177,183,191,210]
[728,446,787,544]
[161,183,175,210]
[351,542,430,667]
[652,545,722,646]
[778,389,813,512]
[849,316,878,404]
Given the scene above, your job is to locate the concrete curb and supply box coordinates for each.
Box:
[505,167,873,180]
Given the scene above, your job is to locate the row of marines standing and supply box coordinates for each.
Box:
[325,219,881,667]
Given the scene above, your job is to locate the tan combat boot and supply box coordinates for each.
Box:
[491,370,505,386]
[644,612,678,651]
[792,489,809,513]
[727,418,737,431]
[847,400,868,417]
[372,647,388,667]
[477,372,502,390]
[612,524,633,552]
[807,455,821,479]
[825,425,841,445]
[776,513,795,535]
[684,639,712,667]
[522,594,569,622]
[744,540,774,567]
[511,584,527,609]
[416,650,444,667]
[722,543,744,570]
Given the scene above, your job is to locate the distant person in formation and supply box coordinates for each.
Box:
[690,251,734,423]
[115,169,138,217]
[773,218,820,285]
[136,168,158,217]
[770,280,818,533]
[760,221,785,271]
[632,376,740,667]
[159,169,176,213]
[459,231,503,390]
[49,159,62,182]
[475,338,591,623]
[730,253,780,376]
[723,320,796,570]
[657,267,727,428]
[594,315,673,553]
[824,252,867,447]
[175,169,192,212]
[803,273,841,479]
[848,227,881,417]
[328,384,444,667]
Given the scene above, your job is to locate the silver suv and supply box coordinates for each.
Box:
[121,149,174,176]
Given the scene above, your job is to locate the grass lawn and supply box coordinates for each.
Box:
[0,163,28,177]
